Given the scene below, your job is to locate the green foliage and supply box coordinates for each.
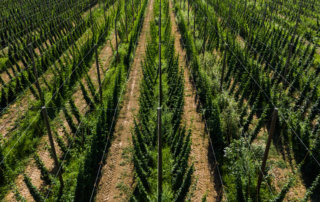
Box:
[250,105,269,142]
[223,138,268,201]
[79,81,96,111]
[74,108,108,202]
[0,146,8,186]
[174,1,224,160]
[74,0,148,200]
[69,99,81,123]
[131,0,193,199]
[54,132,69,160]
[173,165,193,202]
[63,108,77,134]
[13,186,26,202]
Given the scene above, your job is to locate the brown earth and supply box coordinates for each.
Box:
[4,135,62,202]
[95,0,154,201]
[169,1,219,201]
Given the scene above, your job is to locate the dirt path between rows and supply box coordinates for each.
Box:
[169,2,219,201]
[95,0,154,201]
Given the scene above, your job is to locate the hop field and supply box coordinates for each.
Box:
[0,0,320,201]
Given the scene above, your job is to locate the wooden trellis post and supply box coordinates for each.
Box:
[42,106,64,194]
[28,43,64,194]
[256,108,278,200]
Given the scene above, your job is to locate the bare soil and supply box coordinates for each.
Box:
[169,2,218,201]
[95,1,154,201]
[0,93,34,137]
[4,136,62,202]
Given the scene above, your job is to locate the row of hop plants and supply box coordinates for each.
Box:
[175,0,295,201]
[211,0,319,45]
[0,0,144,199]
[0,2,95,112]
[201,0,319,169]
[208,0,319,100]
[260,0,320,43]
[211,0,320,185]
[0,0,97,49]
[131,0,193,200]
[2,10,81,73]
[173,0,224,161]
[210,0,319,104]
[0,2,115,199]
[188,0,320,200]
[0,0,97,74]
[74,0,148,200]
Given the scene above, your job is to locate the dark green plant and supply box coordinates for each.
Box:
[23,174,44,202]
[34,154,53,185]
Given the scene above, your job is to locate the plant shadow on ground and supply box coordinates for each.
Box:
[272,123,320,201]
